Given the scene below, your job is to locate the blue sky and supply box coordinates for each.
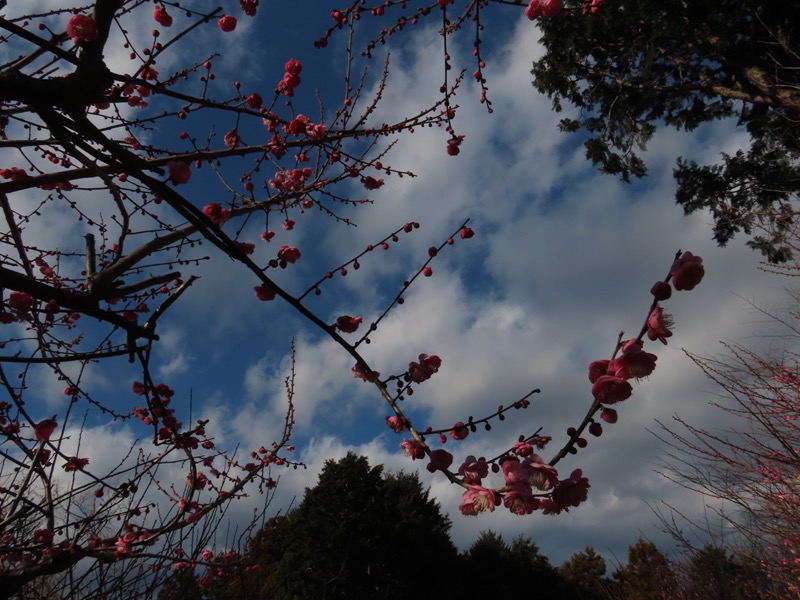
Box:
[5,1,789,571]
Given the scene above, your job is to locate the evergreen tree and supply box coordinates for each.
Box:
[461,531,578,598]
[615,538,678,600]
[207,454,459,600]
[532,0,800,261]
[558,546,608,599]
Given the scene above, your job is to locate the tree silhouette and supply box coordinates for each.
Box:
[171,453,460,600]
[558,546,608,599]
[683,544,773,600]
[459,531,578,598]
[531,0,800,261]
[614,538,679,600]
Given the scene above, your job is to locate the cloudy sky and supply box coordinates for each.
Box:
[6,1,791,572]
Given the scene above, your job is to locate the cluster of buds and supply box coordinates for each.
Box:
[382,251,704,517]
[589,251,704,423]
[277,58,302,96]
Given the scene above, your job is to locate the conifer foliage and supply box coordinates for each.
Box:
[531,0,800,261]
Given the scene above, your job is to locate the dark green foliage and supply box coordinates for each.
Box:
[265,454,460,599]
[158,456,589,600]
[194,453,461,600]
[558,546,609,599]
[461,531,579,598]
[532,0,800,261]
[674,139,800,263]
[614,538,679,600]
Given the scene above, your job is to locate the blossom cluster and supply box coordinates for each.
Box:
[153,5,173,27]
[285,114,326,140]
[525,0,561,20]
[335,315,362,333]
[385,251,704,518]
[66,14,98,44]
[588,251,704,425]
[406,354,442,384]
[167,160,191,185]
[277,58,302,97]
[270,168,313,193]
[202,203,232,226]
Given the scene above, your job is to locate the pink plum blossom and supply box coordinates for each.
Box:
[400,438,425,460]
[385,415,404,433]
[0,167,28,181]
[512,441,534,457]
[591,375,633,405]
[335,315,362,333]
[67,14,98,44]
[588,359,611,383]
[458,456,489,485]
[167,160,191,185]
[223,128,241,148]
[426,449,453,473]
[34,529,54,545]
[459,486,497,516]
[503,483,539,515]
[277,245,301,264]
[287,115,309,135]
[254,284,276,302]
[285,58,302,75]
[501,457,525,485]
[63,456,89,472]
[671,251,705,291]
[218,15,237,31]
[202,203,231,225]
[522,455,560,491]
[407,354,442,383]
[153,5,173,27]
[34,419,57,442]
[525,0,560,20]
[539,498,563,515]
[646,305,673,344]
[552,469,590,509]
[278,61,301,96]
[352,362,378,382]
[447,136,464,155]
[362,176,384,190]
[504,455,559,491]
[8,291,34,313]
[607,340,657,380]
